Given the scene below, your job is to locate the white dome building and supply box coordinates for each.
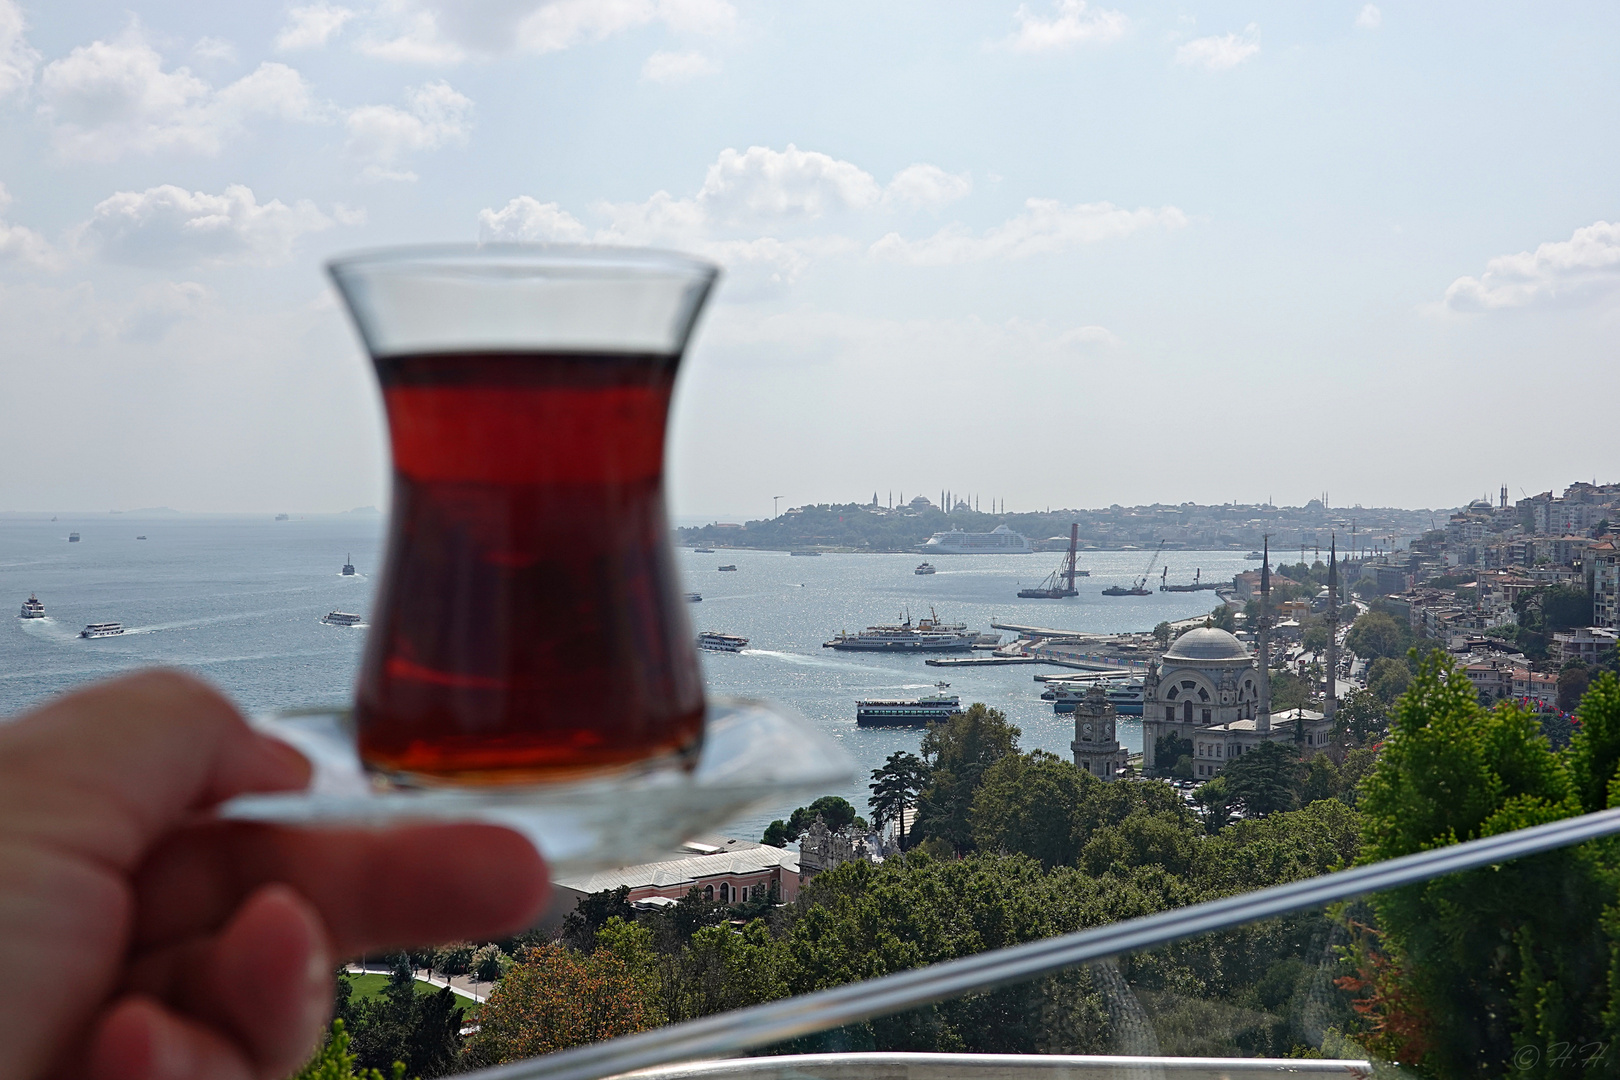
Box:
[1142,627,1330,778]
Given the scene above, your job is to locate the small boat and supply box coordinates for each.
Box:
[341,553,356,576]
[1244,550,1265,560]
[697,631,749,652]
[19,594,45,619]
[914,562,936,575]
[68,532,80,542]
[856,682,961,727]
[694,547,715,553]
[718,564,738,572]
[275,513,290,521]
[685,592,703,602]
[80,622,123,638]
[322,611,363,626]
[136,535,147,540]
[790,550,822,557]
[1101,585,1151,597]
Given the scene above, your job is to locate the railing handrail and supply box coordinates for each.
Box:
[468,805,1620,1080]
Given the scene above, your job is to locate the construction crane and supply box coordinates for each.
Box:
[1103,539,1165,597]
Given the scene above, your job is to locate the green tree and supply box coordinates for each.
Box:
[1153,621,1173,647]
[868,751,929,849]
[762,795,865,846]
[914,703,1021,853]
[469,944,651,1064]
[1336,688,1387,746]
[1152,732,1193,778]
[1268,670,1312,712]
[669,919,787,1020]
[294,1020,405,1080]
[1559,664,1592,713]
[1207,604,1236,632]
[1220,742,1301,817]
[1344,612,1411,661]
[558,887,635,952]
[970,750,1090,868]
[347,956,464,1078]
[1366,656,1411,704]
[594,916,667,1024]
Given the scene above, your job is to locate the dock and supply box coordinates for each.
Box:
[925,655,1046,668]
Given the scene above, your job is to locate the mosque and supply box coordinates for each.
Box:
[1139,539,1340,778]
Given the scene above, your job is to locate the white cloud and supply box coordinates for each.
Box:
[697,144,882,224]
[37,32,325,162]
[276,3,357,51]
[1355,5,1382,30]
[477,197,589,242]
[0,0,39,100]
[1175,24,1261,71]
[1444,220,1620,312]
[77,184,336,267]
[190,37,238,63]
[885,164,973,209]
[0,183,58,270]
[344,80,471,182]
[641,50,719,84]
[869,198,1186,265]
[119,280,212,343]
[361,0,735,63]
[999,0,1129,53]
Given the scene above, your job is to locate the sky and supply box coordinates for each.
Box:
[0,1,1617,519]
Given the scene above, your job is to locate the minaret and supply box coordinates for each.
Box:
[1324,534,1339,723]
[1256,535,1272,733]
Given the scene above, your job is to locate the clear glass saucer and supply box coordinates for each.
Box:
[218,699,852,876]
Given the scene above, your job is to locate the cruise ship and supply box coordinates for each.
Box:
[80,622,123,638]
[922,525,1032,554]
[824,609,976,652]
[322,611,363,626]
[697,631,749,652]
[19,594,45,619]
[856,683,961,727]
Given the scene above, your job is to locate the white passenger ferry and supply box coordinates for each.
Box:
[824,609,976,652]
[922,525,1031,554]
[856,683,961,727]
[19,594,45,619]
[80,622,124,638]
[1042,680,1145,715]
[697,631,749,652]
[322,611,363,626]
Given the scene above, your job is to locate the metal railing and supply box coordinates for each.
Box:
[470,806,1620,1080]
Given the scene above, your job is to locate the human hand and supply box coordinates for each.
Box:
[0,670,550,1080]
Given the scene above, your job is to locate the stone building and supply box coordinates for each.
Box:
[1070,684,1128,781]
[1141,626,1333,778]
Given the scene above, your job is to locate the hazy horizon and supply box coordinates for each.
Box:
[2,2,1617,518]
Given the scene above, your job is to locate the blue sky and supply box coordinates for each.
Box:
[1,1,1617,517]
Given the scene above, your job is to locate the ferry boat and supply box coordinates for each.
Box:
[275,513,290,521]
[68,532,80,542]
[718,564,738,572]
[80,622,123,638]
[1042,680,1145,715]
[685,592,702,602]
[857,682,960,727]
[824,608,976,652]
[136,535,147,540]
[914,562,936,575]
[1244,550,1265,560]
[697,631,748,652]
[922,525,1031,555]
[322,611,363,626]
[694,547,716,553]
[341,553,356,576]
[19,594,45,619]
[790,550,822,557]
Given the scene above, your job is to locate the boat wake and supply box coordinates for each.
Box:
[17,618,79,643]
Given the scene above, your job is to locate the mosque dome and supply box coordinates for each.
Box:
[1162,627,1251,662]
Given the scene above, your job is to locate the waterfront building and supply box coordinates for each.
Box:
[1069,684,1127,782]
[552,836,801,908]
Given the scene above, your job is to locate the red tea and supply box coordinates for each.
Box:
[355,350,705,783]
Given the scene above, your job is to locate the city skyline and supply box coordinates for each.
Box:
[0,2,1617,516]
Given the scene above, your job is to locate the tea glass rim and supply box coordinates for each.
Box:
[326,241,721,283]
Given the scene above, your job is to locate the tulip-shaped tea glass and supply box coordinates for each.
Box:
[328,245,718,785]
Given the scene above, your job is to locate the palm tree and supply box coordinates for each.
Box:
[868,750,929,850]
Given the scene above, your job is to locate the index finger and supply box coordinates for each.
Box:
[0,670,310,873]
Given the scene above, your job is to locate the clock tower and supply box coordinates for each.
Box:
[1070,684,1128,782]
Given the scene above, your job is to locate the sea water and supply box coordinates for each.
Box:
[0,514,1252,843]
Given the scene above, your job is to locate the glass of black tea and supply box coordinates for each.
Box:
[327,246,718,784]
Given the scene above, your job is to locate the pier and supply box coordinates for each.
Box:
[925,655,1045,668]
